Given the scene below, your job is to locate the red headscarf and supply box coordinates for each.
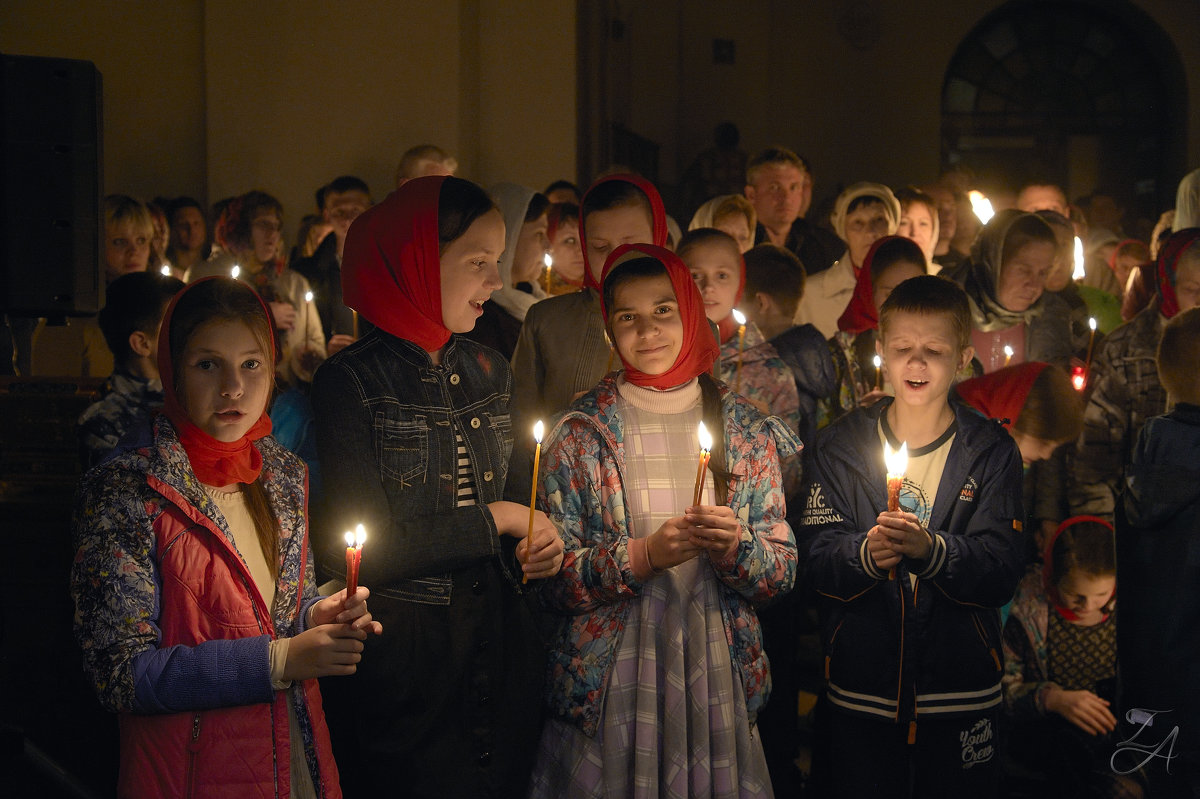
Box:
[837,236,926,335]
[1156,227,1200,319]
[579,174,669,292]
[600,243,719,390]
[341,175,453,352]
[1043,515,1115,623]
[156,277,275,486]
[955,362,1049,429]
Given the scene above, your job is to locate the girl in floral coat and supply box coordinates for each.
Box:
[529,243,800,798]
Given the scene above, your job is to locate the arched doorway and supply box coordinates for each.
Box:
[941,0,1186,226]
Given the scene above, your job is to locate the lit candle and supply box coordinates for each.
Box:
[523,420,544,584]
[304,290,314,348]
[604,329,615,374]
[1073,237,1085,281]
[1082,316,1098,388]
[968,190,994,225]
[230,264,240,280]
[884,441,908,581]
[161,262,172,277]
[872,354,882,391]
[542,251,554,292]
[344,524,366,598]
[1071,366,1086,392]
[693,422,713,508]
[732,308,747,393]
[1003,345,1014,367]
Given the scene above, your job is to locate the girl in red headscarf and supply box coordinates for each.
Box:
[71,277,381,799]
[310,175,564,798]
[1001,516,1143,798]
[528,244,800,798]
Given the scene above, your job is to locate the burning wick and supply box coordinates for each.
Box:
[732,309,747,394]
[230,264,241,280]
[1003,345,1014,367]
[1073,237,1085,281]
[872,354,882,391]
[883,442,908,581]
[160,263,172,276]
[968,191,994,225]
[523,420,545,584]
[693,422,713,508]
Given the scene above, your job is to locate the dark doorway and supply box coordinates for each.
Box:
[941,0,1186,225]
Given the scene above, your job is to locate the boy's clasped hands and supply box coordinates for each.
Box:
[867,509,933,571]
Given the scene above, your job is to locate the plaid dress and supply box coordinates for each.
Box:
[530,379,772,798]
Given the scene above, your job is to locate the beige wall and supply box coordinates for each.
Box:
[1,0,577,244]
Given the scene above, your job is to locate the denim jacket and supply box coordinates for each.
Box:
[310,330,546,797]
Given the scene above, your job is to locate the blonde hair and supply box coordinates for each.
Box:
[104,194,154,238]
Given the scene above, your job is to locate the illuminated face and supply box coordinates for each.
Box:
[511,213,550,285]
[439,209,505,334]
[178,319,272,444]
[250,211,282,265]
[684,240,741,323]
[1174,256,1200,313]
[1017,185,1068,217]
[997,241,1055,312]
[872,260,925,312]
[171,206,207,252]
[324,190,370,242]
[105,220,151,281]
[1056,569,1115,625]
[714,211,754,253]
[548,218,585,284]
[745,163,808,230]
[878,310,972,410]
[609,273,683,376]
[584,203,655,284]
[897,202,935,263]
[843,201,891,267]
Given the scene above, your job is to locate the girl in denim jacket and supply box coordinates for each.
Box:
[311,176,564,798]
[529,243,800,798]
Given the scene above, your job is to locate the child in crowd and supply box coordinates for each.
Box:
[833,235,928,407]
[71,277,380,798]
[462,183,549,359]
[797,275,1026,798]
[1071,227,1200,520]
[311,176,563,798]
[508,173,668,501]
[529,243,799,798]
[1116,306,1200,797]
[956,362,1085,553]
[742,243,839,440]
[1002,517,1142,798]
[679,227,801,435]
[188,190,326,387]
[77,270,184,467]
[543,202,585,295]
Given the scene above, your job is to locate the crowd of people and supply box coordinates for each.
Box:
[50,138,1200,797]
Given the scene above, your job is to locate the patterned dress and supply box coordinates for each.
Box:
[530,378,774,798]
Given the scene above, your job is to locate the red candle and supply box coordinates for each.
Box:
[344,524,365,598]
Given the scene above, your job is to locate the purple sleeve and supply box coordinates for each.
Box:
[130,636,274,714]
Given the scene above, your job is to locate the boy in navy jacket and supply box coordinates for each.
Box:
[795,275,1026,798]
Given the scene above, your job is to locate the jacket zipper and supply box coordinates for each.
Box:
[908,580,919,745]
[185,713,201,799]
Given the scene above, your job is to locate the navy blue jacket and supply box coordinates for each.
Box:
[793,397,1025,726]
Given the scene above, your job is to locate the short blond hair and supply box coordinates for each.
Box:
[104,194,153,238]
[394,144,458,186]
[1158,306,1200,404]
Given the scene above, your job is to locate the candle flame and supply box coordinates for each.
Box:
[732,308,746,326]
[533,419,544,444]
[543,251,553,268]
[305,291,314,303]
[354,523,366,548]
[1088,316,1097,331]
[230,264,241,280]
[1073,237,1085,281]
[884,441,908,477]
[161,263,172,276]
[968,190,994,225]
[1072,371,1086,392]
[697,421,713,453]
[1003,345,1014,358]
[873,354,882,369]
[344,530,355,547]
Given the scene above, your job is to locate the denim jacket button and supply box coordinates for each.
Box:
[483,470,493,482]
[472,580,485,595]
[478,752,491,768]
[449,373,461,385]
[470,417,481,429]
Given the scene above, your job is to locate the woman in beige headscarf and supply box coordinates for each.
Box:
[688,194,757,253]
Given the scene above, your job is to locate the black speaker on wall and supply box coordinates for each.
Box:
[0,52,102,317]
